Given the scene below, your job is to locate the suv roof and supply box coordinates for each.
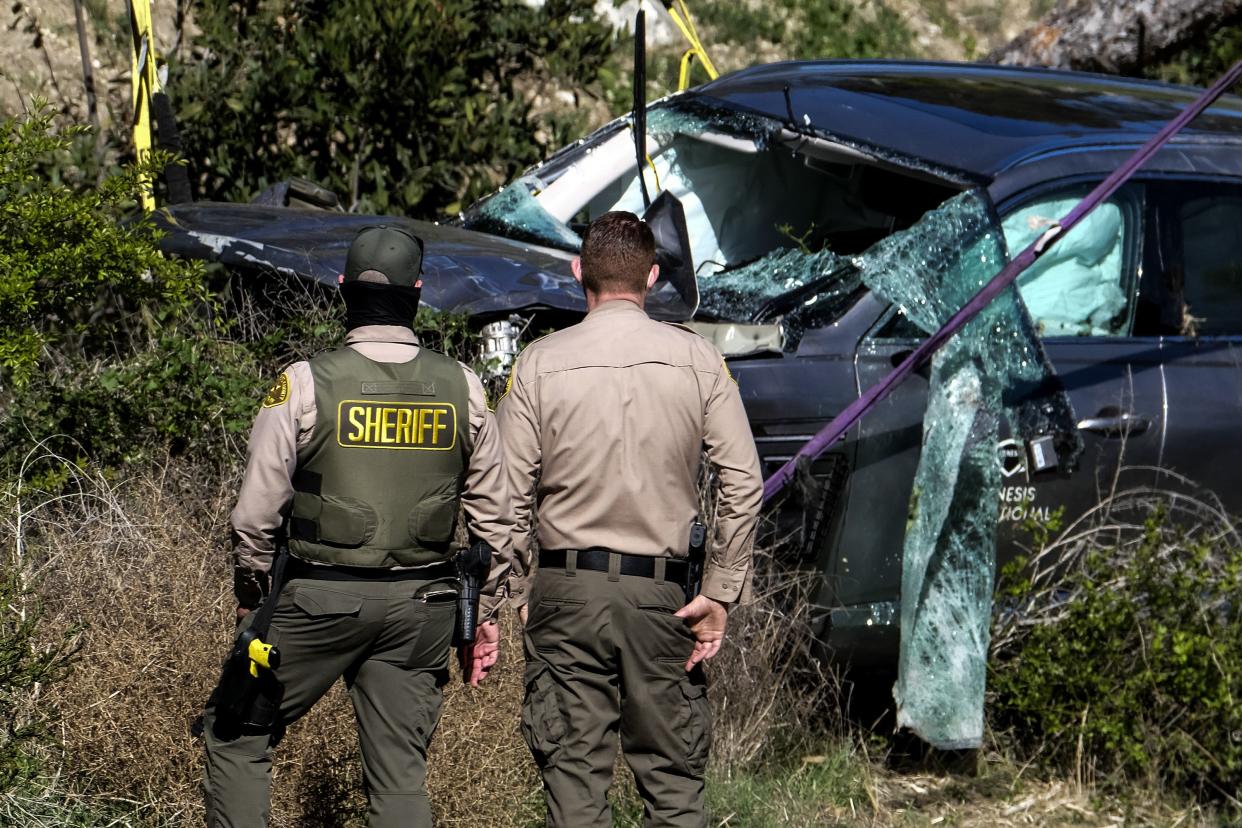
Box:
[696,60,1242,181]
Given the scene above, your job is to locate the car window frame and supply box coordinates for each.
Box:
[1145,175,1242,340]
[864,177,1147,344]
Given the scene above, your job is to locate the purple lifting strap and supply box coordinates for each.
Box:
[763,59,1242,504]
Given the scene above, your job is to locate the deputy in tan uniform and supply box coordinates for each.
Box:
[496,211,763,827]
[201,226,510,828]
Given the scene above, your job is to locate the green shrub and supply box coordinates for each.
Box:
[1150,24,1242,86]
[696,0,912,62]
[0,104,203,391]
[172,0,616,217]
[990,508,1242,801]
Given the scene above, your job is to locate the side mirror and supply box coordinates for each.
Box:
[643,190,698,318]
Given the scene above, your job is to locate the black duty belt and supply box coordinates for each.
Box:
[287,557,455,583]
[539,548,688,583]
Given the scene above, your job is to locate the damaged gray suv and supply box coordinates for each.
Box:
[157,60,1242,664]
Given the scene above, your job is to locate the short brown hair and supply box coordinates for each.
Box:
[579,211,656,295]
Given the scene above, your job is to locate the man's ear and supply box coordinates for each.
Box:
[571,257,584,285]
[646,263,660,290]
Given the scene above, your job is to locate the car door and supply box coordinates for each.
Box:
[831,182,1166,663]
[1142,180,1242,509]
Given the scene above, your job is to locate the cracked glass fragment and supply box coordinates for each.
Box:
[463,177,582,252]
[857,189,1082,749]
[646,101,780,147]
[695,246,854,323]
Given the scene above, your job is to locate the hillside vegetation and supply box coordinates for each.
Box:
[4,2,1242,825]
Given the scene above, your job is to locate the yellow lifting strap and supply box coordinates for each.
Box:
[662,0,718,90]
[128,0,160,212]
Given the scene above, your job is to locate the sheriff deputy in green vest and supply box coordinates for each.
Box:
[201,226,513,828]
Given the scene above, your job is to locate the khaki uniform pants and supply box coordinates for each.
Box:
[522,562,711,828]
[202,576,455,828]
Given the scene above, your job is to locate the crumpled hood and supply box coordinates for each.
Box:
[153,202,693,320]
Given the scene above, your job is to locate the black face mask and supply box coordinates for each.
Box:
[340,281,422,331]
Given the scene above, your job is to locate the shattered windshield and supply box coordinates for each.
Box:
[460,98,955,324]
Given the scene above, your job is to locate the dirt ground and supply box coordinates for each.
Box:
[1,0,183,124]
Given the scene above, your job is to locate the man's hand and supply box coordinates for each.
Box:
[236,606,251,622]
[458,620,500,687]
[673,595,729,672]
[517,604,528,627]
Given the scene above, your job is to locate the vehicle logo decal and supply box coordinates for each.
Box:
[996,438,1027,479]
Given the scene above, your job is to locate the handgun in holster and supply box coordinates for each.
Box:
[193,547,289,741]
[685,519,707,603]
[454,539,493,646]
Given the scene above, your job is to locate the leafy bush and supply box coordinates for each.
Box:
[172,0,616,217]
[0,104,203,390]
[990,494,1242,802]
[697,0,912,63]
[0,107,263,482]
[1151,24,1242,86]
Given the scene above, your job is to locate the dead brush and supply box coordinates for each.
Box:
[2,450,545,826]
[5,443,843,825]
[705,536,842,773]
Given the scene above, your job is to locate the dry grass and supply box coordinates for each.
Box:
[5,450,1230,827]
[2,451,546,827]
[705,545,840,771]
[2,453,835,826]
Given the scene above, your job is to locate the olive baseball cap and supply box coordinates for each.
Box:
[344,225,424,287]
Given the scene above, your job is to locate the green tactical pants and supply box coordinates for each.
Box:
[522,560,712,828]
[202,575,455,828]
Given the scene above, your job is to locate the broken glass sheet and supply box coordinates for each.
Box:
[646,100,780,148]
[856,188,1082,749]
[462,177,581,253]
[695,246,852,323]
[1003,196,1127,336]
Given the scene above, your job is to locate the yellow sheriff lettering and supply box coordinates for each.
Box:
[336,401,457,450]
[432,407,445,442]
[396,407,413,444]
[419,407,434,443]
[380,407,397,444]
[347,406,365,441]
[364,406,382,443]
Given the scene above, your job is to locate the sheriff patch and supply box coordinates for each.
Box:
[262,373,290,408]
[337,401,457,450]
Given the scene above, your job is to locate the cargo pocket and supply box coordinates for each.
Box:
[291,493,376,547]
[409,495,458,545]
[679,676,711,776]
[520,662,566,770]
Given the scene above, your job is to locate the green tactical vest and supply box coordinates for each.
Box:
[287,346,470,568]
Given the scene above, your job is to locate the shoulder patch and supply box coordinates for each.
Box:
[262,372,291,408]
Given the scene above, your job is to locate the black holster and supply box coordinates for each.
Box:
[454,540,493,646]
[195,549,289,741]
[685,520,707,603]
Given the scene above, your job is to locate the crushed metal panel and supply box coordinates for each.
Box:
[856,189,1081,749]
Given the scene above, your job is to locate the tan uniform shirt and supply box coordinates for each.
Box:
[230,325,512,616]
[496,299,763,607]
